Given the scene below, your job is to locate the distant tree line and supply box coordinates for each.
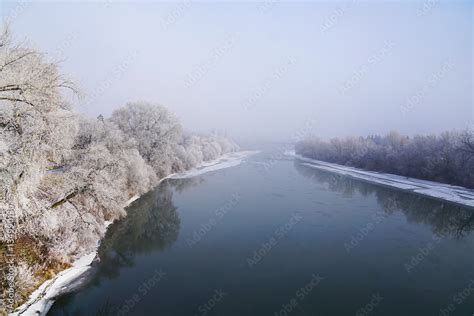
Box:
[0,26,238,310]
[295,130,474,189]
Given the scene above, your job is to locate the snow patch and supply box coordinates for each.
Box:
[124,195,140,206]
[286,150,474,208]
[170,150,259,179]
[10,233,109,316]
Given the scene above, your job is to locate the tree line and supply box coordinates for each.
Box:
[295,130,474,189]
[0,26,238,310]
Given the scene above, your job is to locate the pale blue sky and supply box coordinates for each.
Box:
[1,1,472,142]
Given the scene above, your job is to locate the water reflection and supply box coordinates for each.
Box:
[294,161,474,238]
[96,178,201,278]
[51,178,206,315]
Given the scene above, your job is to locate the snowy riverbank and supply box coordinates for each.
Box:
[170,150,258,179]
[11,150,259,316]
[287,151,474,208]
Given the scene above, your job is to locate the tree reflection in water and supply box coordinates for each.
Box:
[96,178,201,279]
[51,178,203,315]
[294,162,474,239]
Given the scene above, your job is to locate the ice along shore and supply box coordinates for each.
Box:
[287,151,474,209]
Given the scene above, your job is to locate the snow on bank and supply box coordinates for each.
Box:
[11,150,258,316]
[10,224,111,316]
[286,150,474,208]
[170,150,259,179]
[11,253,98,316]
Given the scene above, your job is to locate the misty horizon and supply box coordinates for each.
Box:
[1,1,472,143]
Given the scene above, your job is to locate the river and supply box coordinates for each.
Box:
[48,149,474,316]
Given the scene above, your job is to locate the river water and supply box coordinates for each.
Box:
[48,150,474,316]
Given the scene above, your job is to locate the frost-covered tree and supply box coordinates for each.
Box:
[69,117,157,197]
[0,26,79,313]
[110,102,183,178]
[172,133,239,170]
[0,26,77,237]
[29,117,158,261]
[110,102,239,177]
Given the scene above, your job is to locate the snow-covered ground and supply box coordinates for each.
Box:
[287,150,474,208]
[11,150,259,316]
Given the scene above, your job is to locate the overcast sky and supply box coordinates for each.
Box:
[1,1,472,142]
